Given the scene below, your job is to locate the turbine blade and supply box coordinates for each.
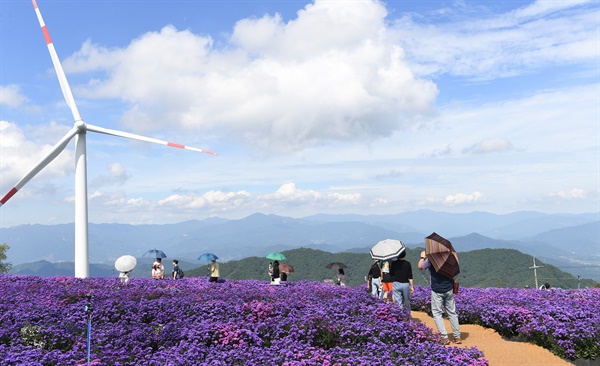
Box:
[85,124,218,155]
[0,127,79,206]
[32,0,82,123]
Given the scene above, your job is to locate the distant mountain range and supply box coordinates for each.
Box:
[2,210,598,281]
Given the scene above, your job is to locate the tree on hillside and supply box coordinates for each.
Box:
[0,243,12,273]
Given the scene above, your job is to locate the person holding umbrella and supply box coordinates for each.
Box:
[418,249,461,345]
[271,261,281,284]
[336,268,346,286]
[370,239,405,303]
[208,259,220,283]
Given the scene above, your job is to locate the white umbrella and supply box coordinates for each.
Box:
[370,239,406,261]
[115,255,137,272]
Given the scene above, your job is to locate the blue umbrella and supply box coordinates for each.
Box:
[198,253,219,262]
[143,249,167,258]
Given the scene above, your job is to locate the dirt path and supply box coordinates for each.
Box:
[411,311,572,366]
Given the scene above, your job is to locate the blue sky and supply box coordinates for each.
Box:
[0,0,598,227]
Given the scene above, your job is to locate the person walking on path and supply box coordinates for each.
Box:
[209,259,220,282]
[418,250,461,344]
[381,260,394,303]
[367,259,383,298]
[389,251,414,314]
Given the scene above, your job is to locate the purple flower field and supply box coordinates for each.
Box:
[411,286,600,360]
[0,276,487,366]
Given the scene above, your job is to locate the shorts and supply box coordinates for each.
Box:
[209,277,218,283]
[382,282,393,291]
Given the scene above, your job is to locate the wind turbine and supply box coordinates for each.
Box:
[0,0,217,278]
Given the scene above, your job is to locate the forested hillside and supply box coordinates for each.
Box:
[187,247,597,289]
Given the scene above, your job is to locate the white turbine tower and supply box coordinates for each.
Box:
[0,0,217,278]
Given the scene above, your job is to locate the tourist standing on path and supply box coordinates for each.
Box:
[271,261,281,284]
[153,258,165,279]
[151,263,162,279]
[368,259,383,298]
[418,250,461,344]
[209,259,220,282]
[172,260,182,279]
[389,251,414,313]
[337,268,346,286]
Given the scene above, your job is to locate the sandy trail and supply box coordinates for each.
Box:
[411,311,572,366]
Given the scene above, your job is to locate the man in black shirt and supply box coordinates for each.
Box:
[389,251,414,313]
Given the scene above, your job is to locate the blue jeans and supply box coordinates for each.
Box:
[371,278,382,298]
[431,289,461,339]
[392,282,411,311]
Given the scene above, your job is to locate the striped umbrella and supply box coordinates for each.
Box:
[425,232,460,279]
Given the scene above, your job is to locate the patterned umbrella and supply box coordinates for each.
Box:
[370,239,406,261]
[280,263,295,274]
[425,232,460,278]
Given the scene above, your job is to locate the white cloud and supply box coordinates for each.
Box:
[81,182,383,221]
[61,0,438,152]
[442,191,483,206]
[0,121,73,199]
[549,188,587,200]
[438,85,598,155]
[260,182,367,208]
[393,0,598,79]
[158,190,252,211]
[0,85,29,108]
[90,163,131,188]
[464,138,515,154]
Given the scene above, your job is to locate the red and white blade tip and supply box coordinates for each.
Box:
[166,142,218,155]
[0,188,19,206]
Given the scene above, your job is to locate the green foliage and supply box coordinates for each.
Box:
[186,247,598,289]
[456,248,597,289]
[0,243,12,274]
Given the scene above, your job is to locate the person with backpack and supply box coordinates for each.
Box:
[172,259,184,279]
[368,259,383,298]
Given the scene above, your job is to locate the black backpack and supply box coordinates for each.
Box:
[178,269,185,279]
